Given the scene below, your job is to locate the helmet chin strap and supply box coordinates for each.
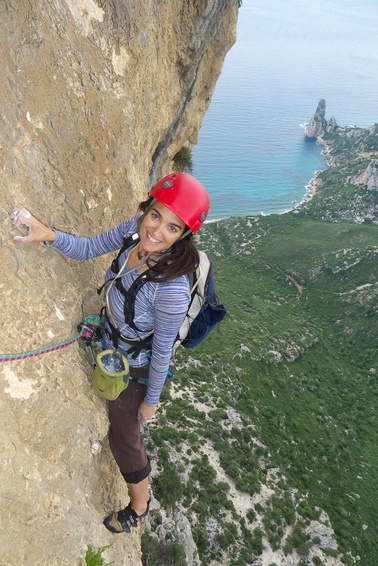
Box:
[157,228,192,255]
[177,228,192,241]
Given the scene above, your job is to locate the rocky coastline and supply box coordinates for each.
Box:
[303,139,333,203]
[302,100,338,202]
[304,170,323,203]
[300,99,378,223]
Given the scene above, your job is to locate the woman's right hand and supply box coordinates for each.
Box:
[10,208,56,244]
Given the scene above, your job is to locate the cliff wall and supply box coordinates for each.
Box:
[0,1,237,564]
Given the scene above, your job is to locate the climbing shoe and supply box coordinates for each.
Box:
[103,499,150,534]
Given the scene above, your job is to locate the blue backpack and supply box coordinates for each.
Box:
[172,250,226,353]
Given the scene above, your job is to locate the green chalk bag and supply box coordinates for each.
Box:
[91,349,129,400]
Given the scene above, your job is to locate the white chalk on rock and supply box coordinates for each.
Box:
[90,440,102,455]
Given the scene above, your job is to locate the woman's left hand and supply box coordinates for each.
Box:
[137,402,157,423]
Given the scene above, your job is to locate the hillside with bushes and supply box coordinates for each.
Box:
[142,125,377,566]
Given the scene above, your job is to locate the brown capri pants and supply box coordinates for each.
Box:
[108,380,151,484]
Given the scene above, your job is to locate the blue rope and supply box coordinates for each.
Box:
[0,331,84,362]
[0,315,102,363]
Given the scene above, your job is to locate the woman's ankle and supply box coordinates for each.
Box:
[131,498,150,517]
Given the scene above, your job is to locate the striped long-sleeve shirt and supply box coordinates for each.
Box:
[48,216,190,406]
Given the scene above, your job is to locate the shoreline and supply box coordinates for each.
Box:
[204,135,333,223]
[298,135,333,206]
[302,169,323,203]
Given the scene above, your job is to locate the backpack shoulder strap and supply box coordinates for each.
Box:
[111,232,140,274]
[173,252,210,350]
[118,270,153,331]
[97,232,140,296]
[196,251,213,300]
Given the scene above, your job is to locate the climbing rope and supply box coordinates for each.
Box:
[0,330,84,363]
[0,316,102,363]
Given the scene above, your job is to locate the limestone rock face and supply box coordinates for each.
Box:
[147,504,201,565]
[368,123,378,135]
[305,99,326,138]
[326,115,338,133]
[352,160,378,191]
[0,1,237,564]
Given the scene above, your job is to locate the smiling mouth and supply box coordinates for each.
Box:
[147,232,161,244]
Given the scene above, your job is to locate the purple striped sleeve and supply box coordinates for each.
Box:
[47,217,139,260]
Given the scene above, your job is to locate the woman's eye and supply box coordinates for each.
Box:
[151,212,159,220]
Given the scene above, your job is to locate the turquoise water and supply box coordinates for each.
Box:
[193,0,378,220]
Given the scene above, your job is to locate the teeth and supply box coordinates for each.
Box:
[147,233,160,243]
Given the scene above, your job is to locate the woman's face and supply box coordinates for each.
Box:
[139,200,186,254]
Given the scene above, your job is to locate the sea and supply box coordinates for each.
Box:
[193,0,378,221]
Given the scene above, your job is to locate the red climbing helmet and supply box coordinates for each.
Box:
[149,173,210,233]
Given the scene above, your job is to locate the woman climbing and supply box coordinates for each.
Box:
[10,172,210,534]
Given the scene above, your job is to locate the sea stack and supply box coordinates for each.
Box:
[306,99,326,138]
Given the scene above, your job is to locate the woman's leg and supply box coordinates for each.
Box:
[129,476,150,515]
[108,381,150,481]
[104,381,151,532]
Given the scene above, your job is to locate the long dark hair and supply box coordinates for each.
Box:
[138,197,200,283]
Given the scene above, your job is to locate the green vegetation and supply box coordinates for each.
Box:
[142,124,377,565]
[85,546,113,566]
[141,533,186,566]
[299,125,378,224]
[172,146,193,173]
[153,447,184,508]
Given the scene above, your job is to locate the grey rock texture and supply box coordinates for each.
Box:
[305,98,326,138]
[352,159,378,191]
[326,115,338,133]
[0,0,237,564]
[368,123,378,135]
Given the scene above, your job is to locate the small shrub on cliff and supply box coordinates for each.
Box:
[172,147,193,173]
[192,525,208,555]
[154,462,184,508]
[141,534,186,566]
[85,546,113,566]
